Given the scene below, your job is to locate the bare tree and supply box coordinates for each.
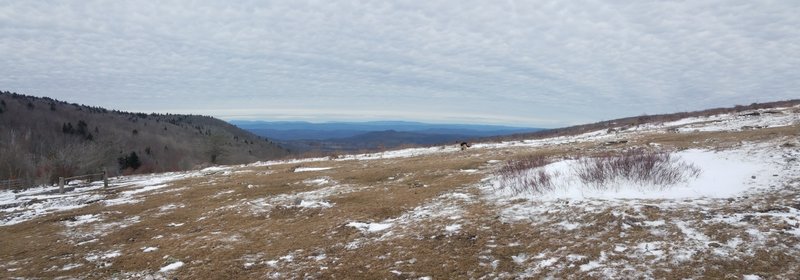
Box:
[206,133,228,164]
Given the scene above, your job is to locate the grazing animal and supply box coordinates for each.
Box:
[460,142,471,151]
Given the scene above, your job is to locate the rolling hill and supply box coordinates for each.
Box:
[0,91,289,185]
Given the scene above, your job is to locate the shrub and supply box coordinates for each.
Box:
[494,155,555,195]
[573,149,701,190]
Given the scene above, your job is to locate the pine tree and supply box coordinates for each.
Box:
[127,152,141,170]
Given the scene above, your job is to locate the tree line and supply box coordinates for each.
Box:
[0,91,289,189]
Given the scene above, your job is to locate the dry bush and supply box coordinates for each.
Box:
[573,149,701,190]
[494,155,555,195]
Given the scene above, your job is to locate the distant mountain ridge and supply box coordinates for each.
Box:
[230,120,542,153]
[230,120,541,140]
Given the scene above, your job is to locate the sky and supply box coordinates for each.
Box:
[1,1,798,128]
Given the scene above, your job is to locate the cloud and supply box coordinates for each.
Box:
[1,0,798,127]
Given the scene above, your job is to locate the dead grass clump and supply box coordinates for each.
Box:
[494,155,555,195]
[573,149,701,190]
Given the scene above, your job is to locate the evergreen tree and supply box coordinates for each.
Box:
[117,151,142,170]
[127,152,141,170]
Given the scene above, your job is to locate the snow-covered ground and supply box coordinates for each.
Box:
[0,166,232,226]
[486,141,798,200]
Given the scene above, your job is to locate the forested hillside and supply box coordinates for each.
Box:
[0,91,289,186]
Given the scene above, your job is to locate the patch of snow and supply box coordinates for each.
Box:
[643,220,666,227]
[159,261,184,272]
[64,214,102,227]
[486,145,788,200]
[512,253,528,265]
[580,261,602,272]
[280,254,294,262]
[142,247,158,253]
[637,242,665,258]
[557,221,581,230]
[347,221,394,232]
[1,192,104,226]
[303,177,332,185]
[297,200,333,208]
[566,254,586,262]
[248,184,353,213]
[61,263,83,271]
[445,224,462,232]
[85,250,121,262]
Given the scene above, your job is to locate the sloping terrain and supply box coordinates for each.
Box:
[0,91,288,184]
[1,104,799,279]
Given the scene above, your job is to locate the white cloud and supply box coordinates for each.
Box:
[1,0,798,127]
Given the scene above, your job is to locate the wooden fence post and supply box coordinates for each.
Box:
[103,168,108,188]
[59,177,65,194]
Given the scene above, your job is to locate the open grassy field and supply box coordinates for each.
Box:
[2,106,799,279]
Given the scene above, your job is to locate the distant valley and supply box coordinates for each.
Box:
[230,120,542,153]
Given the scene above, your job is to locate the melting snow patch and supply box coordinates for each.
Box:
[539,257,559,268]
[637,242,664,258]
[347,221,393,232]
[85,250,121,262]
[61,263,83,271]
[166,222,184,227]
[303,177,334,185]
[142,247,158,253]
[580,261,603,272]
[557,221,580,230]
[643,220,666,227]
[1,192,104,226]
[580,252,608,272]
[445,224,462,232]
[297,200,333,208]
[512,253,529,265]
[486,146,787,200]
[280,254,294,262]
[64,214,102,227]
[159,261,184,272]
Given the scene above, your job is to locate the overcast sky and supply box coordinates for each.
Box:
[2,1,798,127]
